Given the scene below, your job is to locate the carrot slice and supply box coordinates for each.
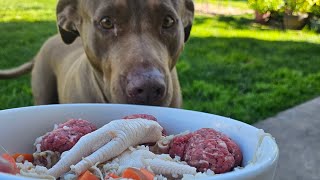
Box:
[12,153,34,163]
[140,168,155,180]
[78,170,99,180]
[1,154,19,174]
[0,157,14,174]
[1,154,15,165]
[122,167,148,180]
[105,172,120,179]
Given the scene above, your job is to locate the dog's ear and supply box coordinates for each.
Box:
[182,0,194,42]
[56,0,80,44]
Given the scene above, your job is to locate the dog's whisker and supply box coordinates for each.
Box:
[0,144,10,154]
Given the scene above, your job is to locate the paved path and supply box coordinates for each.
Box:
[195,3,253,16]
[254,97,320,180]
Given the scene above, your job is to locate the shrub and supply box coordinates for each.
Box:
[284,0,318,14]
[249,0,320,14]
[248,0,284,13]
[310,1,320,16]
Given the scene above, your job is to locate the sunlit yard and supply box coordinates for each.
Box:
[1,0,320,124]
[195,0,250,10]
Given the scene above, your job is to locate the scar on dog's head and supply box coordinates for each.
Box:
[56,0,194,106]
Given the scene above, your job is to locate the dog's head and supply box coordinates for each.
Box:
[56,0,194,106]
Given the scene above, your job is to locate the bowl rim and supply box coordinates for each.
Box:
[0,103,279,179]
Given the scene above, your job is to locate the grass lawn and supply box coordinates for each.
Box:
[1,0,320,124]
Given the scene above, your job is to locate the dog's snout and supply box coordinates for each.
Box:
[126,69,166,105]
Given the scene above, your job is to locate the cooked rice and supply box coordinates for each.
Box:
[182,169,215,180]
[17,162,55,180]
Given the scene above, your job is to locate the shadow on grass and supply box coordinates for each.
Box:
[1,20,320,125]
[217,15,252,29]
[179,36,320,124]
[194,15,254,30]
[193,16,211,26]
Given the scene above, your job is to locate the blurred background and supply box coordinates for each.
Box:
[0,0,320,124]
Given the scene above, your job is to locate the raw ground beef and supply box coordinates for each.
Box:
[38,119,97,153]
[168,133,193,159]
[123,114,167,136]
[169,128,242,174]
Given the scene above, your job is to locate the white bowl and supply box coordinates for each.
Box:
[0,104,278,180]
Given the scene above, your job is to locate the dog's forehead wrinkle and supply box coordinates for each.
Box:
[114,0,127,7]
[147,0,178,11]
[81,0,104,17]
[147,0,160,7]
[170,0,180,9]
[127,0,149,34]
[147,0,170,7]
[84,0,129,21]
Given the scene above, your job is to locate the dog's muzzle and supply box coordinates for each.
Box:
[125,68,166,105]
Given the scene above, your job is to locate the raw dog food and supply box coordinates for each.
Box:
[0,114,243,180]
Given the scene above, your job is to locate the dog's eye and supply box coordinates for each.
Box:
[162,15,175,29]
[99,17,114,29]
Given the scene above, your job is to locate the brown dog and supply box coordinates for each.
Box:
[0,0,194,108]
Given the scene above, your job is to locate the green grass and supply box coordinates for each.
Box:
[181,16,320,123]
[0,0,56,108]
[1,0,320,124]
[0,0,56,22]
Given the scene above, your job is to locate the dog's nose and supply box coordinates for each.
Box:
[126,68,166,105]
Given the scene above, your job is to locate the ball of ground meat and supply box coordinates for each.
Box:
[123,114,167,136]
[169,128,242,174]
[39,119,97,153]
[168,133,193,158]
